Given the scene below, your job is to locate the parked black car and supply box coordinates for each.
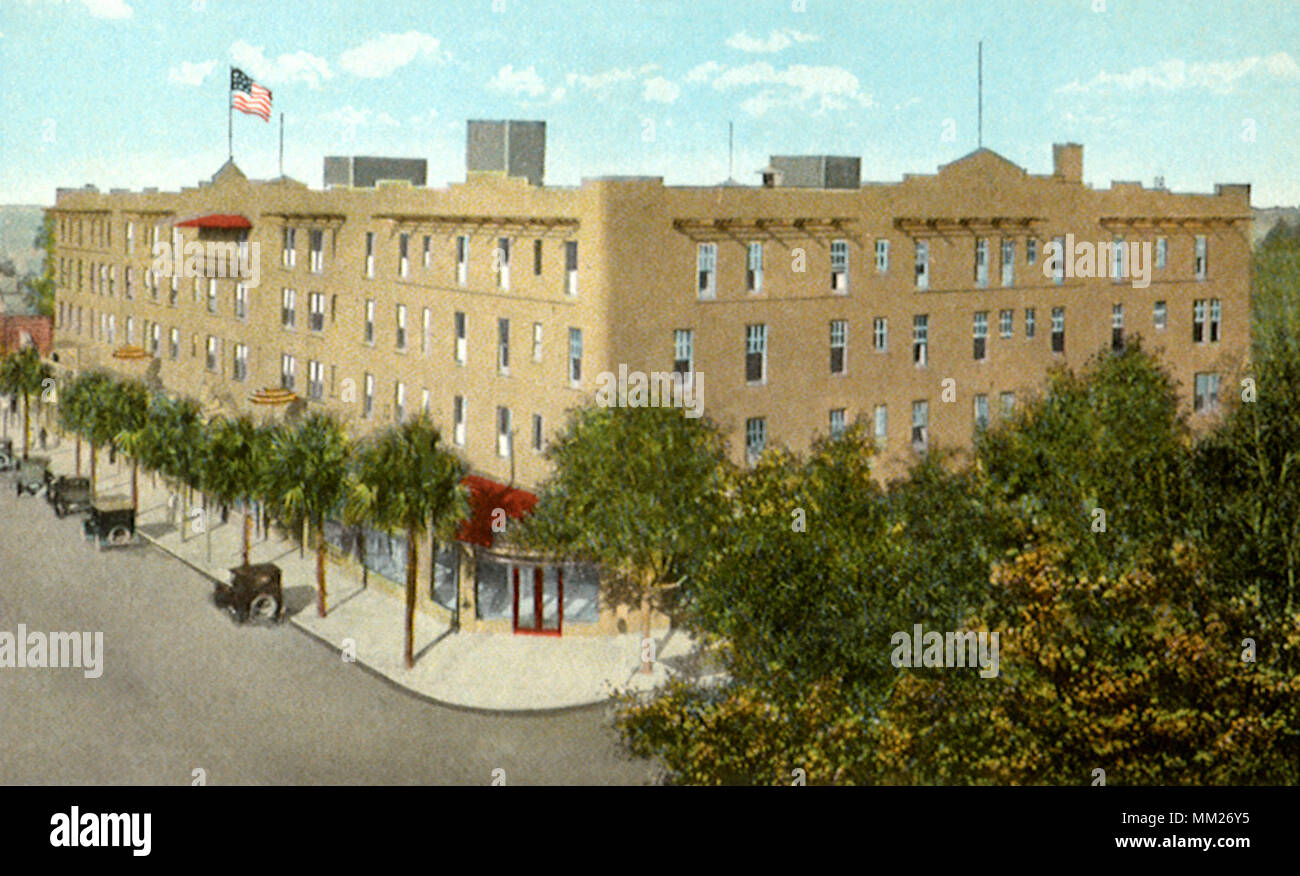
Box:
[48,475,92,517]
[214,564,284,624]
[0,437,15,471]
[82,495,136,550]
[15,456,49,497]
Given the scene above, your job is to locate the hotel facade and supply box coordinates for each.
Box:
[46,130,1252,635]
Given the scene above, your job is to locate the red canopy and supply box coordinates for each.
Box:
[175,214,252,229]
[456,475,538,548]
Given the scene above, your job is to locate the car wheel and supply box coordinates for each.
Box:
[107,526,131,546]
[249,594,280,622]
[55,503,65,518]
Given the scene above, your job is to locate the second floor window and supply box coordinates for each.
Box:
[308,360,324,401]
[673,329,693,378]
[309,292,326,332]
[233,344,248,381]
[830,320,847,374]
[497,317,510,373]
[453,395,466,446]
[532,322,543,363]
[280,354,295,390]
[281,288,295,328]
[568,327,582,386]
[1112,303,1125,351]
[745,417,766,463]
[454,311,467,364]
[999,309,1013,338]
[1194,372,1220,413]
[745,324,767,384]
[911,401,928,452]
[234,283,249,320]
[1154,300,1167,330]
[1025,307,1036,339]
[1051,306,1066,353]
[395,304,407,349]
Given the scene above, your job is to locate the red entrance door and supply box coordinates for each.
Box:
[512,565,563,635]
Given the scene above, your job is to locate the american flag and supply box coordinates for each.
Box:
[230,68,272,122]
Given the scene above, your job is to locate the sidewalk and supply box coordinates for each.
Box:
[24,425,703,712]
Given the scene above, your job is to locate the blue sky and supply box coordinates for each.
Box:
[2,0,1298,205]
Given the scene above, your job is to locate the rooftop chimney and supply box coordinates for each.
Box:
[1053,143,1083,183]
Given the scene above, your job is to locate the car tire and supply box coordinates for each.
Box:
[107,526,131,546]
[249,593,279,622]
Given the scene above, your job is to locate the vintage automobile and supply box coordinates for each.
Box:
[214,563,284,624]
[82,495,136,550]
[0,437,14,471]
[15,456,49,497]
[48,475,92,517]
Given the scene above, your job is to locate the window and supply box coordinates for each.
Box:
[532,322,543,363]
[1112,303,1125,351]
[973,394,989,431]
[568,327,583,386]
[829,409,847,438]
[280,354,295,390]
[309,293,326,332]
[309,229,324,273]
[1156,237,1168,270]
[126,221,134,256]
[394,381,406,422]
[281,288,296,328]
[422,308,432,355]
[831,239,849,293]
[1111,237,1125,282]
[1051,307,1065,353]
[125,316,135,344]
[673,329,694,378]
[206,278,218,313]
[565,240,579,295]
[1154,300,1167,330]
[364,299,375,344]
[873,404,887,449]
[911,401,928,452]
[999,309,1013,339]
[388,304,404,349]
[915,240,929,290]
[745,324,768,384]
[697,243,717,298]
[533,239,543,276]
[1026,237,1038,264]
[496,237,511,290]
[830,320,848,374]
[497,406,512,457]
[973,311,988,360]
[912,314,928,366]
[453,396,466,446]
[422,235,431,269]
[974,238,989,288]
[399,233,409,278]
[1025,307,1036,339]
[1194,235,1208,280]
[124,266,133,300]
[1051,236,1065,285]
[875,239,889,273]
[455,312,467,364]
[747,242,764,293]
[420,388,431,416]
[363,373,375,418]
[234,283,249,320]
[456,235,468,286]
[1001,239,1015,287]
[745,417,766,463]
[169,327,179,360]
[206,336,219,372]
[282,227,296,269]
[233,344,248,381]
[532,414,544,452]
[1000,392,1015,415]
[150,323,161,356]
[364,232,375,278]
[873,317,887,352]
[497,317,510,374]
[1210,299,1221,342]
[1194,372,1220,413]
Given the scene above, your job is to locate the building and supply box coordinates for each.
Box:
[323,156,428,189]
[46,130,1252,634]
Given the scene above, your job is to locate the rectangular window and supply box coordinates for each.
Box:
[126,221,135,256]
[697,243,717,299]
[365,231,375,278]
[973,394,989,431]
[1156,236,1168,270]
[281,288,296,328]
[745,324,768,384]
[420,388,430,416]
[299,292,320,332]
[830,319,847,375]
[399,233,410,278]
[532,414,544,452]
[282,227,296,269]
[999,308,1013,338]
[747,242,764,293]
[912,314,928,366]
[497,317,510,373]
[1112,303,1125,351]
[673,328,694,378]
[125,315,135,344]
[1111,237,1125,283]
[565,240,579,295]
[1051,306,1066,353]
[1025,307,1036,339]
[1193,299,1206,343]
[394,381,406,422]
[915,240,929,290]
[831,239,849,293]
[206,336,219,372]
[974,238,989,288]
[309,229,323,273]
[1001,239,1015,287]
[1000,392,1015,415]
[875,239,889,273]
[364,299,375,344]
[569,327,583,386]
[422,307,432,354]
[169,327,179,360]
[911,401,928,452]
[1194,372,1220,413]
[306,360,324,401]
[422,235,431,268]
[497,406,512,457]
[453,396,466,446]
[745,417,766,463]
[1194,235,1208,280]
[496,237,511,290]
[363,373,375,418]
[234,283,249,320]
[829,409,846,439]
[1210,299,1221,342]
[233,344,248,381]
[873,404,887,449]
[533,239,543,276]
[280,354,295,390]
[532,322,543,363]
[395,304,407,349]
[124,266,133,300]
[1051,236,1066,285]
[973,311,988,361]
[455,312,467,364]
[1026,237,1038,264]
[206,278,218,313]
[150,322,161,356]
[1154,300,1167,330]
[873,317,887,353]
[456,235,468,286]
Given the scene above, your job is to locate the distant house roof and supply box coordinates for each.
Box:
[456,475,538,548]
[175,214,252,229]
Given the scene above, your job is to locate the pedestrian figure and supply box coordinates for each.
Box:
[38,427,47,450]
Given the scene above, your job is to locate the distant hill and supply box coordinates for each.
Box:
[0,204,46,277]
[1254,207,1300,248]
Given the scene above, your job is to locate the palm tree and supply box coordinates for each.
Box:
[202,415,271,565]
[0,347,54,461]
[107,378,150,509]
[56,373,89,476]
[265,412,353,617]
[136,393,206,537]
[78,371,119,496]
[351,415,469,668]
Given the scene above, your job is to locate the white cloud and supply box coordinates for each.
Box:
[643,76,681,104]
[1058,52,1300,95]
[322,106,399,138]
[78,0,132,19]
[725,28,819,53]
[168,60,216,87]
[231,40,333,89]
[565,67,637,92]
[705,62,872,115]
[686,61,723,83]
[488,64,547,98]
[339,31,447,79]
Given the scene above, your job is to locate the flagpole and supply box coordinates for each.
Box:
[227,67,233,162]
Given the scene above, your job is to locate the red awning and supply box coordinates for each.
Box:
[456,475,538,548]
[175,214,253,229]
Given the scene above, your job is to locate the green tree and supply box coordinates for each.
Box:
[0,347,55,460]
[106,378,150,509]
[520,404,732,673]
[135,393,206,537]
[351,416,469,667]
[23,214,55,318]
[201,415,274,565]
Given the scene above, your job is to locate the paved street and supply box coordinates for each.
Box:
[0,455,656,785]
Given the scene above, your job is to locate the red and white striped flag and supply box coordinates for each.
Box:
[230,67,272,122]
